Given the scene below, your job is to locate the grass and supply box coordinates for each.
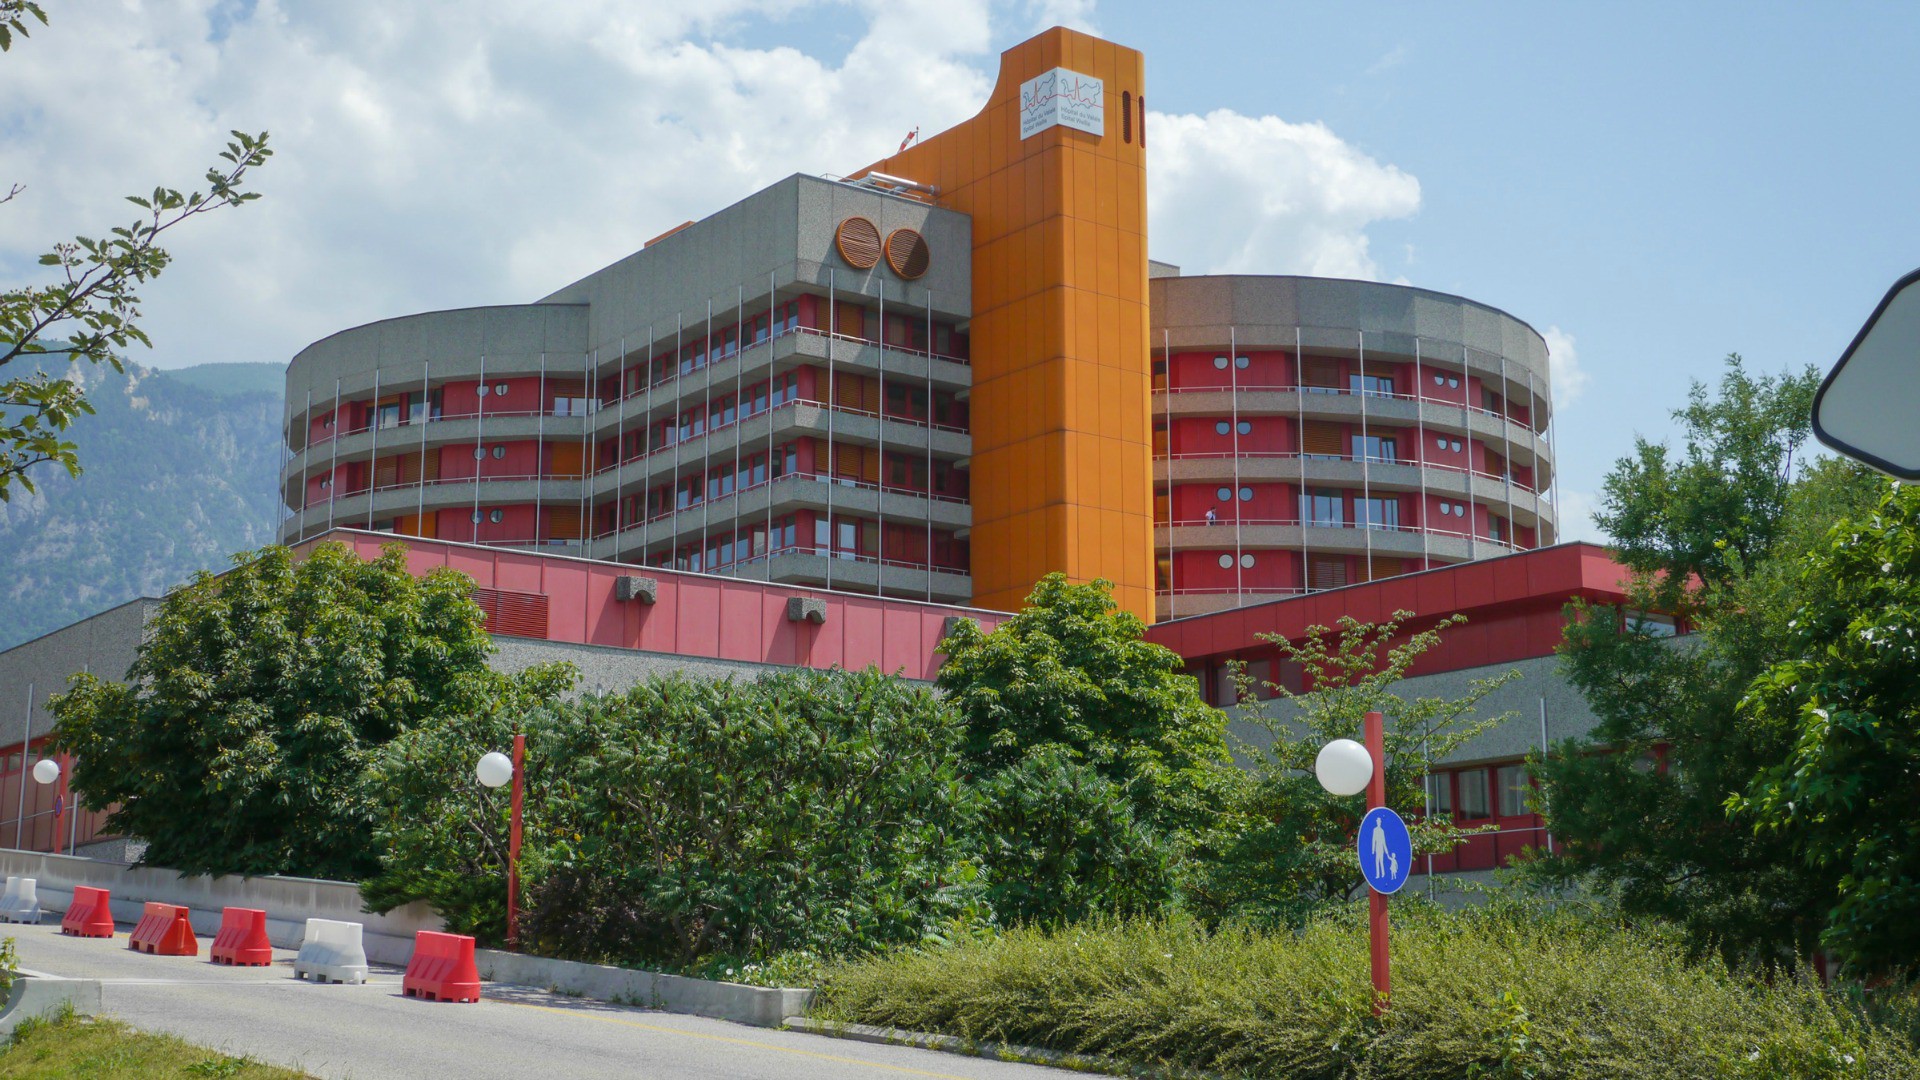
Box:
[814,909,1920,1080]
[0,1007,311,1079]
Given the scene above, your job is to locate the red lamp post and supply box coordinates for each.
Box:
[475,734,527,950]
[1314,709,1393,1015]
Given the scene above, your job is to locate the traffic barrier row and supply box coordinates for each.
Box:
[59,886,114,938]
[0,876,40,924]
[128,902,197,956]
[50,885,481,1003]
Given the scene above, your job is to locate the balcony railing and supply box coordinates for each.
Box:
[592,398,967,477]
[589,470,969,543]
[601,324,972,408]
[1158,448,1541,495]
[302,404,593,450]
[1153,382,1544,431]
[1158,516,1526,549]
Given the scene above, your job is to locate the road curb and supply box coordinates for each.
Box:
[780,1016,1218,1078]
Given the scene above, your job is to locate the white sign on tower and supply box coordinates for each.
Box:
[1019,68,1105,140]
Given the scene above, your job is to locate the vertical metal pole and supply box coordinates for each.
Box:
[326,378,341,534]
[417,361,430,532]
[1229,328,1243,597]
[1539,697,1554,854]
[1365,708,1390,1014]
[1414,339,1429,571]
[473,355,486,544]
[876,279,886,597]
[367,367,381,527]
[538,351,549,548]
[825,269,836,588]
[1358,331,1373,579]
[1295,327,1308,593]
[300,388,313,542]
[507,732,524,949]
[1499,353,1516,548]
[13,683,32,850]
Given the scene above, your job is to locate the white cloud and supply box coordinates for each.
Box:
[1541,325,1590,407]
[1555,488,1605,544]
[1,0,1425,376]
[1145,109,1421,280]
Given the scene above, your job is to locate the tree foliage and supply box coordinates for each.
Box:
[1186,613,1509,927]
[365,670,987,964]
[935,573,1232,923]
[1732,482,1920,972]
[1531,355,1886,965]
[0,6,271,501]
[50,542,572,880]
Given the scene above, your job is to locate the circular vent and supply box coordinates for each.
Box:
[884,228,931,279]
[835,217,881,269]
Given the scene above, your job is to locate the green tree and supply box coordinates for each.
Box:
[1186,613,1509,927]
[935,573,1232,923]
[50,542,573,880]
[1529,356,1885,965]
[1732,482,1918,973]
[1,4,270,501]
[364,669,986,962]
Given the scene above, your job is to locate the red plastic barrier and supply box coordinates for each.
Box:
[401,930,481,1003]
[128,901,197,956]
[59,886,115,938]
[209,906,273,966]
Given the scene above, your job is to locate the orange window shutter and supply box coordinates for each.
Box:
[398,453,420,485]
[551,443,584,478]
[547,506,582,540]
[862,448,881,484]
[1303,357,1341,388]
[423,448,442,482]
[1303,421,1345,457]
[1309,554,1348,590]
[863,378,880,414]
[374,458,399,488]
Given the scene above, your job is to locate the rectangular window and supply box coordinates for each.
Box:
[1349,373,1395,397]
[1301,356,1341,393]
[1353,434,1397,463]
[1303,488,1345,527]
[1497,764,1532,817]
[1489,514,1508,543]
[1457,768,1491,819]
[1359,497,1399,530]
[1427,772,1453,817]
[1303,421,1345,458]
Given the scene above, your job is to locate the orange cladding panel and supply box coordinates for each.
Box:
[857,27,1152,618]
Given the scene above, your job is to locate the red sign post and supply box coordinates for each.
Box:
[1364,709,1390,1014]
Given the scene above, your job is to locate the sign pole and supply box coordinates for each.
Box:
[507,732,525,950]
[1365,709,1390,1015]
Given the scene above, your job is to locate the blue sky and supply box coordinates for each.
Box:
[2,1,1915,539]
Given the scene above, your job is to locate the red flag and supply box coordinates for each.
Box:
[898,126,919,153]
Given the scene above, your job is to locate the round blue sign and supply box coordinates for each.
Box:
[1357,807,1413,895]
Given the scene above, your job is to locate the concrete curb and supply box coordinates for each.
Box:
[475,949,813,1028]
[0,975,102,1038]
[780,1016,1216,1078]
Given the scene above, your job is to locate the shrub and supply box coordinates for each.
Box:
[815,910,1920,1079]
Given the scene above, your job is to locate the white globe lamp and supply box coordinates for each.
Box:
[30,759,59,786]
[1315,738,1373,796]
[475,751,514,789]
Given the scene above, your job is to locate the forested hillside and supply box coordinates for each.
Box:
[0,358,283,652]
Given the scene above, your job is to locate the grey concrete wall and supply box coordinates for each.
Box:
[0,598,157,744]
[285,304,590,413]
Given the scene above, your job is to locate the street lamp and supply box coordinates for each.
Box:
[474,735,526,950]
[1316,710,1394,1014]
[31,757,65,856]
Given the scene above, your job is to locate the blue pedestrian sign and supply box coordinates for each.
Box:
[1357,807,1412,895]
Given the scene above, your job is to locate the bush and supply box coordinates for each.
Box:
[815,910,1920,1079]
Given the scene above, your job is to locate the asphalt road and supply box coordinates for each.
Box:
[9,924,1077,1080]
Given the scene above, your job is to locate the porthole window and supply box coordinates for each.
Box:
[1217,487,1233,502]
[1433,375,1445,386]
[1452,439,1464,452]
[319,478,331,490]
[477,384,490,397]
[1217,554,1234,569]
[495,383,509,396]
[491,445,506,459]
[1435,435,1447,449]
[1239,487,1253,501]
[1240,554,1255,569]
[1440,503,1453,516]
[1213,356,1229,370]
[471,510,483,524]
[1236,421,1252,435]
[323,417,335,428]
[1234,356,1250,370]
[1447,377,1460,388]
[489,509,504,523]
[473,447,486,460]
[1215,421,1230,435]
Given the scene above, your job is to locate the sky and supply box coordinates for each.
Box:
[3,1,1917,541]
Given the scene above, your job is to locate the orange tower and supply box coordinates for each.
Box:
[861,27,1154,619]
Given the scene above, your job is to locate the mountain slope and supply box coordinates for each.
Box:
[0,358,284,652]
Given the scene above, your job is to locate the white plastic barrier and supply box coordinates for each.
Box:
[293,918,368,985]
[0,877,39,924]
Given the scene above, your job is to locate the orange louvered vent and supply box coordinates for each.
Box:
[470,587,550,639]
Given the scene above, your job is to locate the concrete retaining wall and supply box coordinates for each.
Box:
[475,948,813,1028]
[0,976,101,1036]
[0,849,442,966]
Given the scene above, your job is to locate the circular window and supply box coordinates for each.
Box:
[492,445,506,459]
[1240,554,1255,568]
[1439,503,1453,516]
[1239,487,1253,501]
[473,447,486,460]
[884,227,931,279]
[1215,421,1230,435]
[319,478,331,490]
[323,417,334,428]
[1433,374,1445,386]
[1234,356,1250,370]
[471,510,483,524]
[1213,356,1229,370]
[495,383,509,396]
[1217,487,1232,502]
[1453,439,1464,452]
[1435,435,1447,449]
[1237,421,1252,435]
[489,509,504,524]
[835,217,881,269]
[1217,554,1234,569]
[477,384,490,397]
[1448,377,1460,388]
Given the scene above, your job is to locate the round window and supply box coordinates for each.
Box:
[492,445,506,459]
[1213,356,1229,370]
[477,384,490,397]
[1435,435,1447,449]
[473,447,486,460]
[489,509,504,523]
[1217,554,1234,569]
[471,510,483,524]
[1240,554,1255,569]
[1215,421,1230,435]
[1453,439,1464,451]
[1217,487,1232,502]
[1237,421,1252,435]
[319,478,331,489]
[495,383,509,396]
[1440,503,1453,516]
[1239,487,1253,501]
[1433,374,1445,386]
[1448,377,1460,388]
[1234,356,1250,370]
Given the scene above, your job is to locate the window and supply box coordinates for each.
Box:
[1238,487,1253,501]
[1213,356,1229,369]
[1359,497,1400,530]
[1217,553,1233,569]
[1350,373,1394,397]
[1457,768,1491,819]
[1234,355,1250,370]
[1627,612,1679,638]
[377,402,402,430]
[1217,487,1232,502]
[1435,435,1448,449]
[1497,765,1532,817]
[471,510,483,524]
[1489,514,1508,543]
[1121,90,1132,142]
[1239,553,1254,568]
[488,509,504,524]
[1301,357,1341,393]
[1427,773,1453,817]
[1307,553,1348,590]
[491,445,506,459]
[1354,434,1397,463]
[1215,421,1230,435]
[473,447,486,460]
[1303,488,1344,527]
[1236,420,1252,435]
[477,384,490,397]
[1302,421,1345,459]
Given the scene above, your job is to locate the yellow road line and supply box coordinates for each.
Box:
[493,999,985,1079]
